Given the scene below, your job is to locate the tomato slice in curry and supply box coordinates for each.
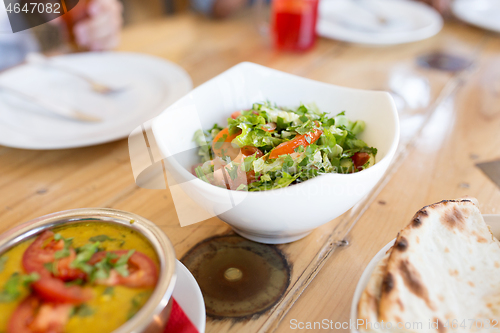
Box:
[88,250,158,288]
[8,295,71,333]
[22,231,92,304]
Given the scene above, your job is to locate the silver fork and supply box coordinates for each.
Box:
[0,85,102,122]
[26,53,125,95]
[351,0,389,26]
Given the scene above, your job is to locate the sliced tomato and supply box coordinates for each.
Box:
[55,250,87,282]
[23,231,92,304]
[22,231,85,281]
[240,146,264,158]
[268,129,323,160]
[8,296,71,333]
[212,128,241,160]
[352,152,370,171]
[260,122,277,132]
[22,231,59,276]
[32,277,92,304]
[89,250,158,288]
[230,111,241,119]
[246,170,258,185]
[29,302,72,333]
[7,296,37,333]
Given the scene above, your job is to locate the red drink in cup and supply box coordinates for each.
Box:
[271,0,319,51]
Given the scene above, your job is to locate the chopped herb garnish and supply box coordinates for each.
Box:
[127,292,151,320]
[90,252,117,282]
[54,248,71,259]
[0,256,8,273]
[54,234,73,247]
[115,250,134,266]
[71,304,95,317]
[103,286,114,296]
[89,235,115,243]
[44,262,58,275]
[70,242,100,275]
[0,272,40,302]
[294,145,305,153]
[65,279,84,287]
[114,250,134,278]
[227,164,239,181]
[53,234,73,259]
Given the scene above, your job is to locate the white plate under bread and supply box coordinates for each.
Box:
[350,214,500,332]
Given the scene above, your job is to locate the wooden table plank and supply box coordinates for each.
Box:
[0,141,135,230]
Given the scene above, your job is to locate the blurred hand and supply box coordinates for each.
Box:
[74,0,123,51]
[212,0,247,19]
[419,0,452,15]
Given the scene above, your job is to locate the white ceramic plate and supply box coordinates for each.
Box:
[317,0,443,45]
[0,52,192,150]
[172,260,206,333]
[452,0,500,33]
[350,214,500,332]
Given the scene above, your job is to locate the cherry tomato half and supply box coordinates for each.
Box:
[246,170,258,185]
[352,152,370,171]
[240,146,264,158]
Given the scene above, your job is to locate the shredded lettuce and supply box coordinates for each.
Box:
[192,124,223,163]
[264,108,300,123]
[192,103,377,191]
[233,123,282,148]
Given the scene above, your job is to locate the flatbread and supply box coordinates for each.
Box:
[358,251,390,325]
[358,198,500,333]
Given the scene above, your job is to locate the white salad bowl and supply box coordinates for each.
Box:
[152,62,399,244]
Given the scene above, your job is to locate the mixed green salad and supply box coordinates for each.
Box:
[192,102,377,191]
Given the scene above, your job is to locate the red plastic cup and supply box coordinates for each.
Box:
[270,0,319,51]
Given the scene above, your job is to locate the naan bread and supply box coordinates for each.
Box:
[358,251,390,325]
[358,198,500,333]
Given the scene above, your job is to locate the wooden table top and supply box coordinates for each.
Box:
[1,11,500,333]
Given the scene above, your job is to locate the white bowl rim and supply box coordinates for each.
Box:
[153,62,400,197]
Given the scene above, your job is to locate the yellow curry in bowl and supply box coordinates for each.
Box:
[0,222,160,333]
